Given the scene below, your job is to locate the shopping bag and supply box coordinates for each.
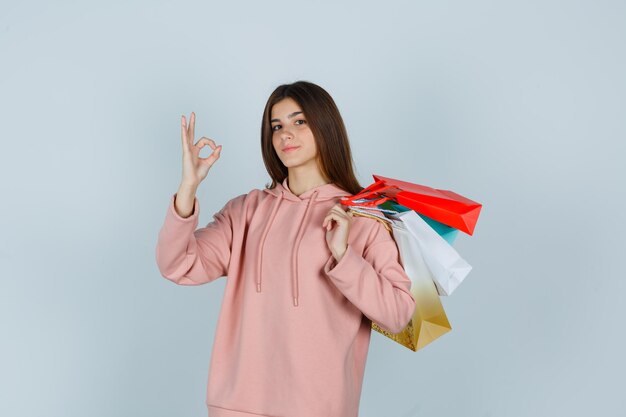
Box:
[344,176,479,293]
[350,210,452,351]
[388,209,472,296]
[378,199,460,245]
[364,175,482,235]
[347,197,471,295]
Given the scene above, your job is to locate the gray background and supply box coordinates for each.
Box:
[1,1,624,416]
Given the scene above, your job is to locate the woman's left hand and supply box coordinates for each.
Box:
[323,203,354,262]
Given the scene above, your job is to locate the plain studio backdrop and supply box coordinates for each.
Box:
[1,1,624,416]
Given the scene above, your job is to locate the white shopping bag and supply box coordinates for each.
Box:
[387,210,472,296]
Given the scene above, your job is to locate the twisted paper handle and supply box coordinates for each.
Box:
[340,180,397,208]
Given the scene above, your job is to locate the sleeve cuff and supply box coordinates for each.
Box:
[323,244,358,277]
[168,193,199,222]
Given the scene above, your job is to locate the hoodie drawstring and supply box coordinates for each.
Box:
[257,191,284,294]
[291,190,319,307]
[256,189,320,307]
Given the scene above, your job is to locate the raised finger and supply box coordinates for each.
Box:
[189,112,196,143]
[181,115,190,150]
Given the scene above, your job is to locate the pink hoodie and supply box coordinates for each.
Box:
[155,177,416,417]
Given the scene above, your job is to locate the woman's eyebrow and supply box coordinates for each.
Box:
[270,111,303,123]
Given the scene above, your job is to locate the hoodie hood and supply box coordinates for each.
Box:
[259,177,352,307]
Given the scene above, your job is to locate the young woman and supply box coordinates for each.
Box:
[156,80,416,417]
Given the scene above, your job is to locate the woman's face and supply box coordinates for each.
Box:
[270,97,319,170]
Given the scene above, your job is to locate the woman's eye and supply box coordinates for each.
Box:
[272,120,305,131]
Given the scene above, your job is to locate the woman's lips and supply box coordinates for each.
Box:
[283,146,300,153]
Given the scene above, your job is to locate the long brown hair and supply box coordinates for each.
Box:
[261,80,364,196]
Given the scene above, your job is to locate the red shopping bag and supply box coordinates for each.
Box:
[372,174,482,235]
[342,175,482,235]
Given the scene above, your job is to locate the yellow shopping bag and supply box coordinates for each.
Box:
[350,209,452,351]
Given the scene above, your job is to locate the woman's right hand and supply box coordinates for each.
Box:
[180,112,222,188]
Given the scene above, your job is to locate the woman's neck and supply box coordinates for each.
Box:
[285,172,329,197]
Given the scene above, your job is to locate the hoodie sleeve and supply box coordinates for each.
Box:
[322,220,416,334]
[155,192,243,286]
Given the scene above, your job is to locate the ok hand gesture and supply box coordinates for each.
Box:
[180,112,222,188]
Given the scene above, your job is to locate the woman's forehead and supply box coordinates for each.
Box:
[271,100,304,120]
